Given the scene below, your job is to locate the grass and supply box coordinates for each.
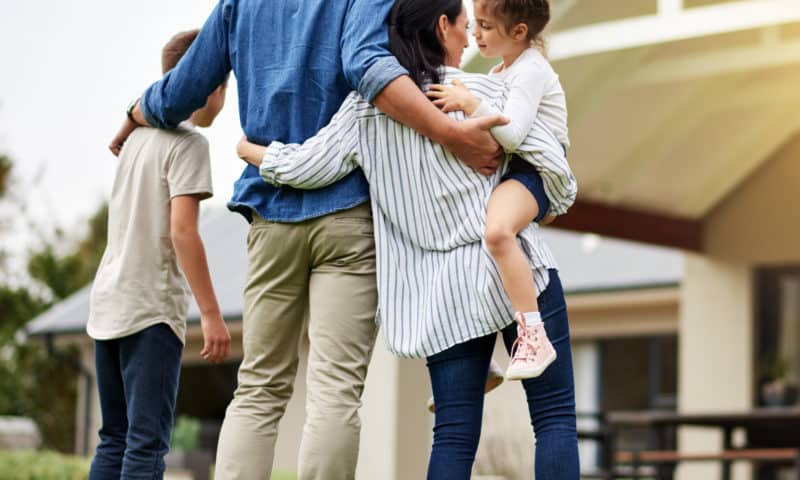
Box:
[0,450,89,480]
[270,471,298,480]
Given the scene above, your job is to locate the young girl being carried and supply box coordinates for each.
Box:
[427,0,574,381]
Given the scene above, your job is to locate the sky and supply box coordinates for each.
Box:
[0,0,243,263]
[0,1,483,258]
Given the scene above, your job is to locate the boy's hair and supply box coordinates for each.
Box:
[162,29,200,74]
[479,0,550,52]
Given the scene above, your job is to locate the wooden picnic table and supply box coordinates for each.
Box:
[604,406,800,480]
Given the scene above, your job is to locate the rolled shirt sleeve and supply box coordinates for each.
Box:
[141,1,232,129]
[341,0,408,102]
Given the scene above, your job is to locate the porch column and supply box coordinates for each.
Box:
[677,254,753,480]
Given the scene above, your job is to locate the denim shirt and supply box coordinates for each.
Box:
[140,0,407,222]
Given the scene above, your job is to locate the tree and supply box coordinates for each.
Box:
[0,151,107,453]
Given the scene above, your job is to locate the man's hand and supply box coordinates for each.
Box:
[444,114,508,176]
[109,117,140,157]
[200,312,231,363]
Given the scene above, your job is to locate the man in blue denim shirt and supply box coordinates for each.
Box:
[111,1,505,478]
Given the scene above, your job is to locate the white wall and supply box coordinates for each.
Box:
[677,255,753,480]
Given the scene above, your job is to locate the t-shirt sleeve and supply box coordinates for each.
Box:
[167,133,213,200]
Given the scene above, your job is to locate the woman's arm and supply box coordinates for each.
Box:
[252,93,362,190]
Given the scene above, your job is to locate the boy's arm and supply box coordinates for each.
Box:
[256,94,362,189]
[341,0,506,175]
[171,195,231,364]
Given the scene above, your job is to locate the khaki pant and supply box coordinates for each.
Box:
[215,204,378,480]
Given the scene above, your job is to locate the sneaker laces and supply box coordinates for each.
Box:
[509,313,539,362]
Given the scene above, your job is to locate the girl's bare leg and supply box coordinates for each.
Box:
[485,179,540,313]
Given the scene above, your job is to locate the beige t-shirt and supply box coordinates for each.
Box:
[87,124,212,344]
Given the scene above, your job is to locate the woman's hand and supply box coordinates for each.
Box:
[237,135,267,167]
[426,79,481,115]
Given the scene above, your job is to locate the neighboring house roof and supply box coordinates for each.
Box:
[543,228,682,293]
[26,209,682,337]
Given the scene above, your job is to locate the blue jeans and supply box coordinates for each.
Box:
[89,323,183,480]
[426,269,579,480]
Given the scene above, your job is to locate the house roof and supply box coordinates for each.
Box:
[464,0,800,251]
[26,209,249,337]
[25,208,681,337]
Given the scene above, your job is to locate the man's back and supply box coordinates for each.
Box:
[141,0,406,222]
[88,126,212,343]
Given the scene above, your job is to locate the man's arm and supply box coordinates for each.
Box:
[373,77,508,175]
[341,0,506,175]
[171,195,231,363]
[109,1,231,154]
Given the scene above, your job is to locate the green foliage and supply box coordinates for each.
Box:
[171,415,201,451]
[0,152,108,453]
[27,204,108,300]
[761,351,789,381]
[0,285,47,343]
[0,450,89,480]
[0,154,10,198]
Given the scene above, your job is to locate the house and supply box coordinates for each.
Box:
[27,0,800,478]
[26,207,683,478]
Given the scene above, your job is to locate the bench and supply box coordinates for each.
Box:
[613,448,800,480]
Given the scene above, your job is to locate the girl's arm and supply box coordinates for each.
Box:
[428,72,576,216]
[428,66,546,152]
[238,93,362,190]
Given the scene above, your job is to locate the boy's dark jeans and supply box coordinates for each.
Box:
[89,323,182,480]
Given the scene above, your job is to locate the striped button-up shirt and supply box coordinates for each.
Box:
[260,67,577,358]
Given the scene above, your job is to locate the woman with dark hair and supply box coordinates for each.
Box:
[237,0,579,478]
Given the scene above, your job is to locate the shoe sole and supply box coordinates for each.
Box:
[427,370,506,413]
[505,350,557,381]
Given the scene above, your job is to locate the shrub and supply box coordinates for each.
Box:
[171,415,201,451]
[0,450,89,480]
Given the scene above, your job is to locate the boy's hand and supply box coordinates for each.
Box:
[426,79,480,115]
[109,117,140,157]
[200,313,231,363]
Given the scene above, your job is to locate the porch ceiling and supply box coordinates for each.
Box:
[557,28,800,221]
[465,12,800,250]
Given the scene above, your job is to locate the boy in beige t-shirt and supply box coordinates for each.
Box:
[87,29,230,480]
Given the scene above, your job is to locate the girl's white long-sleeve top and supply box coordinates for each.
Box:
[259,67,577,358]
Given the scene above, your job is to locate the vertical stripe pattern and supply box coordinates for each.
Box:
[260,67,575,358]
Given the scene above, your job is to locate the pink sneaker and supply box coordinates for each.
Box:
[426,359,505,413]
[505,312,557,381]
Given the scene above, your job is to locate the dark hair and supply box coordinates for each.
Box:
[388,0,463,88]
[162,29,200,74]
[479,0,550,51]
